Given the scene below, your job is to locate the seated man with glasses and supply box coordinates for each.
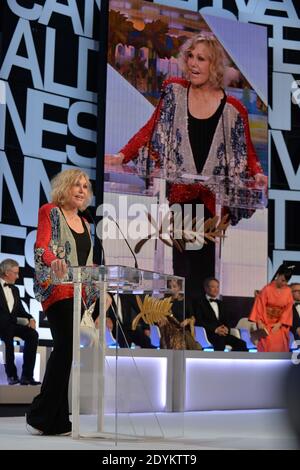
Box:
[193,277,248,351]
[0,259,40,385]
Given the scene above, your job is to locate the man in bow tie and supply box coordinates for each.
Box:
[0,259,40,385]
[193,277,247,351]
[290,283,300,340]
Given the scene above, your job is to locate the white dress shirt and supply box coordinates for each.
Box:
[0,278,15,313]
[206,294,219,320]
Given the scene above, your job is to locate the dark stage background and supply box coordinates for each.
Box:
[0,0,299,340]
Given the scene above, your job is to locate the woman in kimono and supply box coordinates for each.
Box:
[106,32,267,302]
[249,264,294,352]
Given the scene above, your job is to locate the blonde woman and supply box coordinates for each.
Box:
[26,169,94,436]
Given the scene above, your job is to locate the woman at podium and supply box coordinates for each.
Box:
[26,169,94,435]
[249,264,294,352]
[106,32,267,302]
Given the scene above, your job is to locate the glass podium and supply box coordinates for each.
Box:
[51,265,185,444]
[104,163,267,281]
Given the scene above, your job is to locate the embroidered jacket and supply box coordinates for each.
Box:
[120,78,264,224]
[34,203,96,311]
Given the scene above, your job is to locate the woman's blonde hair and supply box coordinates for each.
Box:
[51,169,93,210]
[178,32,226,88]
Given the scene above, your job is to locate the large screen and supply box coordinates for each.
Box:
[103,0,268,348]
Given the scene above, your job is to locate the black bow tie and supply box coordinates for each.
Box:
[3,283,12,288]
[209,298,218,303]
[295,302,300,306]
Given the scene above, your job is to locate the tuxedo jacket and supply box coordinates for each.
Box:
[0,284,33,332]
[193,296,229,334]
[95,294,149,333]
[292,305,300,339]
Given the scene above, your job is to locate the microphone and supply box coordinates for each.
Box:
[80,207,106,266]
[107,215,139,269]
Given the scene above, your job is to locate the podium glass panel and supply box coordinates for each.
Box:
[51,265,185,444]
[103,166,267,280]
[104,164,267,207]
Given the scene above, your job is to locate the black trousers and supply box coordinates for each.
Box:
[173,241,215,300]
[0,322,38,379]
[26,299,75,435]
[172,203,215,302]
[207,332,248,351]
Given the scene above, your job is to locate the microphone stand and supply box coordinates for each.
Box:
[107,215,139,270]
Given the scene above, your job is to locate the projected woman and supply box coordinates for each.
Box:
[106,32,267,303]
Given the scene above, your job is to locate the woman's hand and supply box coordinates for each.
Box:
[28,318,36,329]
[94,316,113,330]
[106,317,113,331]
[215,325,227,336]
[272,322,282,332]
[105,153,124,166]
[51,259,67,279]
[180,318,190,328]
[254,173,268,190]
[257,321,267,330]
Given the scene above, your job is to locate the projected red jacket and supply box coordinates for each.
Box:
[120,78,264,224]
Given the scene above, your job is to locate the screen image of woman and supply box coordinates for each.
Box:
[106,32,267,306]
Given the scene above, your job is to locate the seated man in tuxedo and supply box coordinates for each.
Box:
[0,259,40,385]
[290,283,300,340]
[194,277,247,351]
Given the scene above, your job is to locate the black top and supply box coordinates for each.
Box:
[171,298,185,323]
[192,296,228,333]
[188,90,226,174]
[0,283,33,331]
[69,218,91,266]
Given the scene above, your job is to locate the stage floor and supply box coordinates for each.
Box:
[0,409,297,450]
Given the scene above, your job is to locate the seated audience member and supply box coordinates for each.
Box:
[290,283,300,341]
[168,279,187,324]
[249,264,294,352]
[0,259,40,385]
[193,277,248,351]
[100,294,156,349]
[159,279,202,350]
